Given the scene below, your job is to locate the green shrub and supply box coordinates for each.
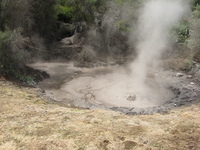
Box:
[0,30,29,77]
[174,21,189,44]
[16,74,36,85]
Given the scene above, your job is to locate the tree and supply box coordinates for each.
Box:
[31,0,57,41]
[0,0,33,31]
[56,0,107,25]
[0,0,32,77]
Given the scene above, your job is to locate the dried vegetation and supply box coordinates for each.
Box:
[0,80,200,150]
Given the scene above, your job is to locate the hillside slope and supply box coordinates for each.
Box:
[0,80,200,150]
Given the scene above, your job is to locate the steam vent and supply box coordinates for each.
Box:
[28,0,200,115]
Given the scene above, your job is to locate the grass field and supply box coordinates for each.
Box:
[0,80,200,150]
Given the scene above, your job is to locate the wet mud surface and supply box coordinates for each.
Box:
[28,61,200,115]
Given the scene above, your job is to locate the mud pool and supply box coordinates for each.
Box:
[28,61,200,114]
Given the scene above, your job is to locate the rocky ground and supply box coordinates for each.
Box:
[0,79,200,150]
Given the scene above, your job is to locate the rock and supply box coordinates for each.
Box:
[187,75,193,79]
[60,32,81,45]
[190,82,195,85]
[176,72,184,77]
[61,36,74,45]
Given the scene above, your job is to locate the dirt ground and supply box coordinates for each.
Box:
[0,79,200,150]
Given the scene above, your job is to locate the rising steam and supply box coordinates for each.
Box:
[130,0,189,85]
[117,0,190,106]
[74,0,191,108]
[83,0,191,108]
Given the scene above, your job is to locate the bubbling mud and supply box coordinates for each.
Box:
[60,73,173,108]
[29,61,199,114]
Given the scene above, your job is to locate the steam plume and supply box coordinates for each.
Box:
[130,0,189,84]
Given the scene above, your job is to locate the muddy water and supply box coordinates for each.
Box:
[28,61,121,107]
[28,61,200,114]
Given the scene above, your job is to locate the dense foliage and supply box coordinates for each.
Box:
[0,0,200,80]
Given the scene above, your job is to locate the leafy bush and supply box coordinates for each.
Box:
[174,21,189,44]
[56,0,107,25]
[16,74,36,85]
[0,30,29,77]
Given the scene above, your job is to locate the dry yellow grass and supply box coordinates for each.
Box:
[0,80,200,150]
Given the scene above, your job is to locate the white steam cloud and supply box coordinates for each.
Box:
[81,0,191,108]
[130,0,189,85]
[90,0,191,108]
